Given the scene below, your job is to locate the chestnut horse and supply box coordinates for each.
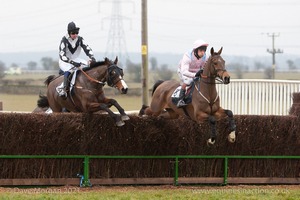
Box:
[36,57,130,126]
[139,47,236,145]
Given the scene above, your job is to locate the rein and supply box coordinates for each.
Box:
[79,67,105,85]
[194,79,219,105]
[193,62,225,104]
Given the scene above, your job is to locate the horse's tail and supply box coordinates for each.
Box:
[152,80,164,96]
[44,75,56,86]
[37,94,49,108]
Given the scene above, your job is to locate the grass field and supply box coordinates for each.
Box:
[0,185,299,200]
[0,94,144,112]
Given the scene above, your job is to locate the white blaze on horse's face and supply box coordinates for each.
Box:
[114,75,128,94]
[120,79,128,94]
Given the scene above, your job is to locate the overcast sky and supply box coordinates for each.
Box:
[0,0,299,57]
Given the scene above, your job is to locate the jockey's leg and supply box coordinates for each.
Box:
[60,71,71,98]
[177,83,188,107]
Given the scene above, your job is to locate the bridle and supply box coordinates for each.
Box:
[79,63,124,87]
[106,64,124,87]
[193,55,226,105]
[199,55,227,84]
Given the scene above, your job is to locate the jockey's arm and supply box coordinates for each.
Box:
[181,60,196,78]
[59,38,70,63]
[80,37,95,61]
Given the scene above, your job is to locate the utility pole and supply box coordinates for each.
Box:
[141,0,149,106]
[266,33,283,79]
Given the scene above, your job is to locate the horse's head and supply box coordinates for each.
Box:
[105,57,128,94]
[207,47,230,84]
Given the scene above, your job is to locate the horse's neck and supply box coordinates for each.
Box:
[200,64,218,101]
[200,78,217,94]
[86,66,107,82]
[77,67,106,89]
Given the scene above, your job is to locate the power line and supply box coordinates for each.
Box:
[266,33,283,79]
[99,0,134,64]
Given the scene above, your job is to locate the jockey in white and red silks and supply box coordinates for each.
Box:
[177,39,209,107]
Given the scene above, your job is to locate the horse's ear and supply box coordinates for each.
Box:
[210,47,214,55]
[217,47,223,55]
[114,56,118,64]
[104,57,109,64]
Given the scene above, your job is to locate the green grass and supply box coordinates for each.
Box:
[0,186,299,200]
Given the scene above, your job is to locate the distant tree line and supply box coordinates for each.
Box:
[0,56,298,81]
[227,59,298,79]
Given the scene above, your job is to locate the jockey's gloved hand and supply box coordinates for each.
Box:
[70,60,81,68]
[195,69,203,77]
[90,57,96,62]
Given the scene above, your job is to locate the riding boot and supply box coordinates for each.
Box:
[60,72,70,98]
[177,88,188,108]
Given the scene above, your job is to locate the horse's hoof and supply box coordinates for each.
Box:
[116,120,125,127]
[207,138,215,146]
[138,105,149,117]
[121,115,130,121]
[228,131,236,143]
[138,110,144,117]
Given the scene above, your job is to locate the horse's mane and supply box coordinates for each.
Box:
[83,58,110,72]
[87,57,115,69]
[89,61,106,68]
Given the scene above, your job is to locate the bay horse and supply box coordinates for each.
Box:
[139,47,236,145]
[36,57,130,126]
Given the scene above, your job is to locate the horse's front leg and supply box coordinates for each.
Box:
[224,109,236,143]
[195,112,216,145]
[214,108,236,143]
[99,103,125,127]
[207,115,217,145]
[106,98,129,121]
[85,102,125,127]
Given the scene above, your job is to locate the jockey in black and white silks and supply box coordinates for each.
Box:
[58,21,96,98]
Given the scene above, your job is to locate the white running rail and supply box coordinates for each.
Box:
[217,79,300,115]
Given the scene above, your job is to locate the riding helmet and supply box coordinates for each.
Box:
[193,39,208,59]
[193,39,209,50]
[67,21,80,33]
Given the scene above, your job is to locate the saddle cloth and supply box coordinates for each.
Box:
[171,84,194,105]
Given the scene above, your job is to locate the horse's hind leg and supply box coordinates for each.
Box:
[138,104,160,117]
[138,105,149,116]
[224,109,236,143]
[159,108,179,119]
